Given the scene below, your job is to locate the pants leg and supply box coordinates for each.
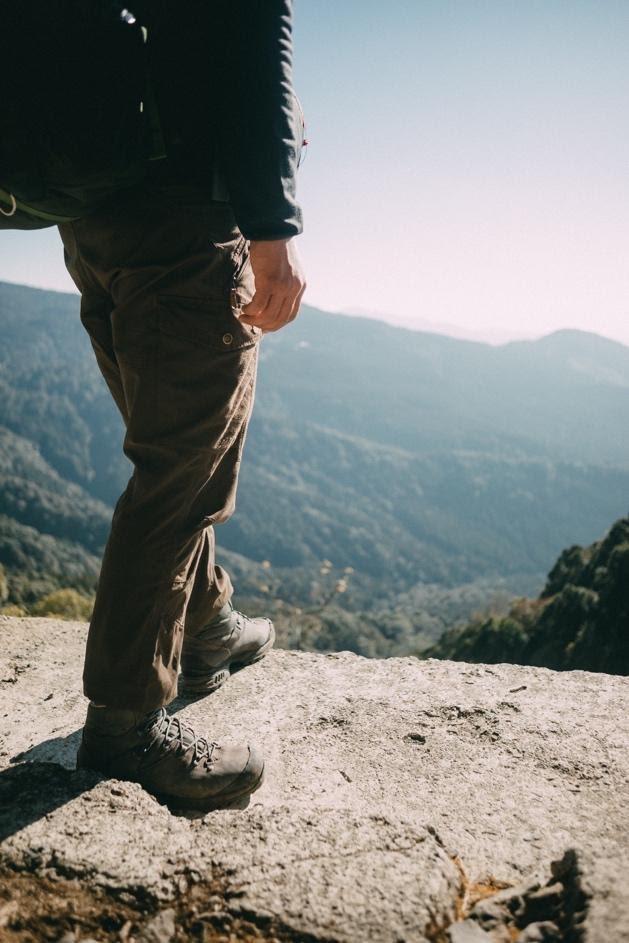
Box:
[59,186,260,712]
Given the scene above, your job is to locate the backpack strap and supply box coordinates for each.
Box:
[141,26,167,162]
[0,186,78,224]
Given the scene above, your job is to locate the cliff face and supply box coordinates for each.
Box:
[1,616,628,942]
[429,516,629,676]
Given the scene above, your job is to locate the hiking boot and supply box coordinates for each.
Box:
[180,601,275,697]
[77,704,264,810]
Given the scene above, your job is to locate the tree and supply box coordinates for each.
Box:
[31,588,94,621]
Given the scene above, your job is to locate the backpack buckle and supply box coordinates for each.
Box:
[0,192,17,217]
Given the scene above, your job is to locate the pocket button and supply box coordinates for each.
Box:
[222,332,233,346]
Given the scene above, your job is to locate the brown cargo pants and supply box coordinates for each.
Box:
[58,182,261,713]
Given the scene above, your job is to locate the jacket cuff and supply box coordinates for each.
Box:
[239,214,303,242]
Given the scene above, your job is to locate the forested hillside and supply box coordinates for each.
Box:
[1,280,628,656]
[428,516,629,675]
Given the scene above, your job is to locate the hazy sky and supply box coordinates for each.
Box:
[1,0,628,344]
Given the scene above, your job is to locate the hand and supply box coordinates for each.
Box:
[238,238,306,333]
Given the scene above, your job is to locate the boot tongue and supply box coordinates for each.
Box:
[140,709,216,765]
[146,709,198,751]
[170,719,197,751]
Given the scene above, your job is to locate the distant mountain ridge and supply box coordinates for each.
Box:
[340,305,537,344]
[1,279,628,654]
[254,308,629,467]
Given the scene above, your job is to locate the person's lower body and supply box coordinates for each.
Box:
[58,182,272,807]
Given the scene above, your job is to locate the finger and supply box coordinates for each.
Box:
[274,283,304,330]
[249,280,304,333]
[242,287,287,331]
[239,304,274,328]
[241,283,272,322]
[259,292,293,333]
[287,283,306,324]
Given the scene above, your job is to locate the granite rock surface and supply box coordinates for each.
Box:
[0,616,627,941]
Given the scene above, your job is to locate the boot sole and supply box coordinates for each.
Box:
[179,623,276,698]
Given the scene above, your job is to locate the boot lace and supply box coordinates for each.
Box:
[142,708,218,768]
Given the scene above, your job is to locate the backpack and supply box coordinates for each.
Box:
[0,1,164,230]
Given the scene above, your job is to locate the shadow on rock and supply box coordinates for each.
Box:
[0,762,102,841]
[10,727,82,768]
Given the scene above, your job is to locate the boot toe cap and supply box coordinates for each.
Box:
[241,744,265,788]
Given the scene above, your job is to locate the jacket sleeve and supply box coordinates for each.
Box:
[215,0,304,241]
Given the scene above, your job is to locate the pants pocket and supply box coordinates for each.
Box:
[153,294,260,454]
[157,292,260,352]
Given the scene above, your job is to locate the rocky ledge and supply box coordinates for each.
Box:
[0,616,627,942]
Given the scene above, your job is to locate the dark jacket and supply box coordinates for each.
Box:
[136,0,304,241]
